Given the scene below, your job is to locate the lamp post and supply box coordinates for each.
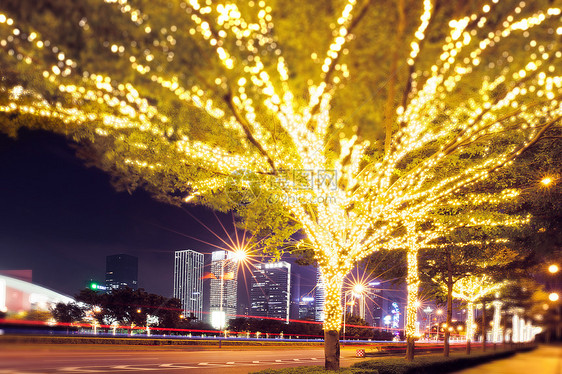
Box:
[436,309,443,341]
[423,306,433,341]
[342,293,353,343]
[342,282,368,342]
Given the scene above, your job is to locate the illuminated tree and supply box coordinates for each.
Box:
[424,239,524,355]
[450,275,505,353]
[1,0,561,368]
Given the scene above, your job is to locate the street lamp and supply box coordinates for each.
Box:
[353,283,366,296]
[423,306,433,340]
[549,292,559,302]
[541,176,554,186]
[342,296,354,342]
[549,264,559,274]
[342,282,368,342]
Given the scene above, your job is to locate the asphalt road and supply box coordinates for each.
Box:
[0,344,358,373]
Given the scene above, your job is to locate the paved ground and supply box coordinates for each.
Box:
[454,345,562,374]
[0,344,358,373]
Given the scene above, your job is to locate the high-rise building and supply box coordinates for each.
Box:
[173,250,204,321]
[298,296,316,320]
[105,254,138,291]
[209,250,238,329]
[250,261,291,323]
[290,273,301,320]
[314,269,325,322]
[366,282,383,326]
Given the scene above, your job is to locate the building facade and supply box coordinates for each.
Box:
[105,254,138,291]
[209,250,238,329]
[298,296,316,320]
[173,249,204,321]
[250,261,291,323]
[314,269,325,322]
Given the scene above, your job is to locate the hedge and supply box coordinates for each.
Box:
[251,346,536,374]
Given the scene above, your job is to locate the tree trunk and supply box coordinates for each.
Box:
[405,243,419,361]
[324,330,340,370]
[444,249,453,357]
[406,336,415,361]
[466,301,474,355]
[482,300,487,351]
[319,268,344,370]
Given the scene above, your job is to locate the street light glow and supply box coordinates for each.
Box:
[549,292,559,302]
[232,247,249,263]
[352,283,366,296]
[549,264,559,274]
[541,177,554,186]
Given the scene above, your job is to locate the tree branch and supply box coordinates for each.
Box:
[224,90,277,173]
[383,0,406,155]
[307,0,373,127]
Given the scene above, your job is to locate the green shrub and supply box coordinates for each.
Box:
[351,347,535,374]
[251,346,536,374]
[252,367,367,374]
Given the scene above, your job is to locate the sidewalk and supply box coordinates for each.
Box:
[454,345,562,374]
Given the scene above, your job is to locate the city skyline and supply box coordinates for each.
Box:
[0,131,320,297]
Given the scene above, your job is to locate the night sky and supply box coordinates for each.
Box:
[0,129,316,301]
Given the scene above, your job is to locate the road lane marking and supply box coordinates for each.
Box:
[252,361,260,363]
[112,365,155,370]
[197,363,209,366]
[310,357,318,360]
[225,362,235,365]
[293,358,300,361]
[275,360,282,362]
[159,364,198,369]
[58,368,107,373]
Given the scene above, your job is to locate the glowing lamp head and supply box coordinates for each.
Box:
[352,283,366,296]
[541,177,553,186]
[232,247,248,263]
[549,292,559,302]
[549,264,559,274]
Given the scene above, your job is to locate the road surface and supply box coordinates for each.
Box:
[0,344,357,373]
[453,345,562,374]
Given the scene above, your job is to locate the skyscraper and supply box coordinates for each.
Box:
[250,261,291,323]
[173,250,204,321]
[298,296,316,320]
[314,269,325,322]
[105,254,138,291]
[209,250,238,329]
